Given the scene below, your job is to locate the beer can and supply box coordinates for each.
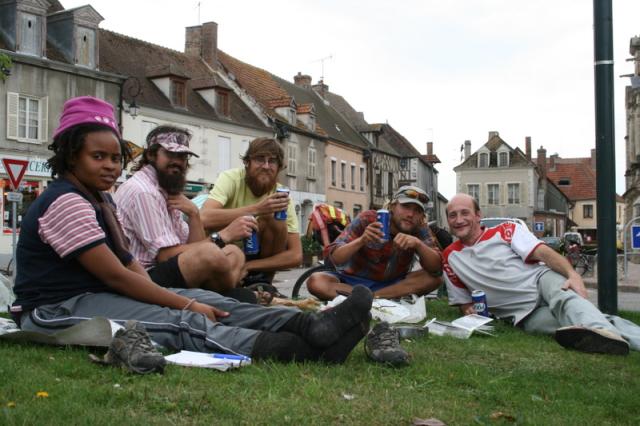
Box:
[274,187,290,221]
[243,216,260,255]
[376,209,390,242]
[471,290,490,317]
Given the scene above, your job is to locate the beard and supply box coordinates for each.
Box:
[154,163,187,195]
[245,168,277,197]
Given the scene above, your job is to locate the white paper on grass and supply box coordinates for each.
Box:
[323,294,426,324]
[427,314,494,339]
[164,350,251,371]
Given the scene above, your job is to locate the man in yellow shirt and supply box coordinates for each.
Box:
[201,138,302,292]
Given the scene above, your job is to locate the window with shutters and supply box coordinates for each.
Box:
[287,143,297,175]
[331,159,337,186]
[487,184,500,205]
[350,164,356,190]
[307,144,316,179]
[7,92,48,143]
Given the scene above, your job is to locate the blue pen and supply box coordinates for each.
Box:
[211,353,251,363]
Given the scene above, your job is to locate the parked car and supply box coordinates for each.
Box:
[480,217,528,229]
[540,236,563,253]
[563,231,583,247]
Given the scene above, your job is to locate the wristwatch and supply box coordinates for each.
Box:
[210,232,226,248]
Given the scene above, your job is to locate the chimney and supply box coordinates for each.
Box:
[525,136,531,161]
[537,146,547,178]
[550,153,558,171]
[312,80,329,97]
[427,142,433,156]
[488,130,499,140]
[590,148,596,169]
[185,26,202,57]
[184,22,218,68]
[294,72,312,88]
[464,140,471,159]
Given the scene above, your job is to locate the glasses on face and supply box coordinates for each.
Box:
[398,189,429,203]
[252,156,280,167]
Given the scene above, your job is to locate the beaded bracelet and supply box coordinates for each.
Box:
[183,298,196,310]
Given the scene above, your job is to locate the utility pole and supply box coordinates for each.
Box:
[593,0,617,314]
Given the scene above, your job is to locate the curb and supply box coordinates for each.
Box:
[583,279,640,293]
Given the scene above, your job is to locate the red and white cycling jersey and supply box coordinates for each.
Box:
[442,222,548,324]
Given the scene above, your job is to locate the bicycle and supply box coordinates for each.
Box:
[565,244,594,276]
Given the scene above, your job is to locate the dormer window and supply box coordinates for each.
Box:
[18,12,43,56]
[498,151,510,167]
[478,152,489,168]
[76,27,96,68]
[171,79,186,107]
[215,90,229,116]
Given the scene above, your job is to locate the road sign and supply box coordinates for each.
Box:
[534,222,544,232]
[6,192,23,202]
[2,158,29,190]
[632,225,640,250]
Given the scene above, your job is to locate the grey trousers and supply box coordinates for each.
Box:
[520,271,640,351]
[20,288,299,356]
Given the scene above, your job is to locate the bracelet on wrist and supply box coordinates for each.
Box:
[183,298,197,310]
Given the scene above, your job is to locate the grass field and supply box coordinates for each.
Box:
[2,300,639,425]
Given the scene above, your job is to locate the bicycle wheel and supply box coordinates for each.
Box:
[291,263,334,299]
[574,255,590,276]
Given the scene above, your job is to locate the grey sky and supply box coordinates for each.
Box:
[62,0,640,198]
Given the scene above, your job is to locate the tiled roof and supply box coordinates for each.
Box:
[98,29,265,129]
[370,123,417,157]
[422,154,441,164]
[267,97,294,109]
[544,157,596,201]
[271,74,369,147]
[218,50,290,115]
[297,103,314,114]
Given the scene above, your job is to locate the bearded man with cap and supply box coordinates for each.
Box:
[115,125,251,294]
[307,185,443,301]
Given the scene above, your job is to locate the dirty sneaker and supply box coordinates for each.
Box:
[90,320,166,374]
[555,326,629,355]
[365,322,410,366]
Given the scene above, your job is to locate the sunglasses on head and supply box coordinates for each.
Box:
[399,189,429,203]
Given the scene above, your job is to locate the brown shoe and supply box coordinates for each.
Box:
[555,326,629,355]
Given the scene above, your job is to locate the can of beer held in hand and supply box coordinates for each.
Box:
[274,187,290,221]
[376,209,390,242]
[243,216,260,255]
[472,290,490,317]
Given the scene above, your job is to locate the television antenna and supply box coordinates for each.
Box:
[311,54,333,82]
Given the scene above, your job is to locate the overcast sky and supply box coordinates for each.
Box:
[63,0,640,198]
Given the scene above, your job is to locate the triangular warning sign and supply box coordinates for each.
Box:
[2,158,29,190]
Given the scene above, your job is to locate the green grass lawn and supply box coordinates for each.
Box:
[2,301,639,425]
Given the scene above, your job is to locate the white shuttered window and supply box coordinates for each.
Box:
[7,92,48,143]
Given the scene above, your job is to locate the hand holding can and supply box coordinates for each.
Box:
[243,215,260,255]
[274,187,289,220]
[376,209,390,242]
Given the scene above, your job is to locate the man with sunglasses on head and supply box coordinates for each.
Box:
[115,126,250,295]
[307,186,442,366]
[308,186,443,301]
[200,137,302,293]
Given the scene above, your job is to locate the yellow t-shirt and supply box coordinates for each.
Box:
[209,168,299,233]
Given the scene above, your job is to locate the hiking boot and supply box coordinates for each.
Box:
[91,320,166,374]
[365,322,410,366]
[555,326,630,355]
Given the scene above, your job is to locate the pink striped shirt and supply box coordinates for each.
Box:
[114,165,189,269]
[38,193,105,258]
